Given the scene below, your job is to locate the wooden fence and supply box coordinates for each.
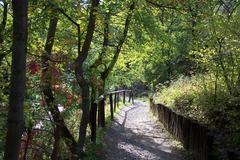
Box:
[150,98,214,160]
[89,89,134,142]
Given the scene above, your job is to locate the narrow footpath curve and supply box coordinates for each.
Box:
[100,100,185,160]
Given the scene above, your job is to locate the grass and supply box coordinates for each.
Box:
[149,97,194,160]
[84,99,132,160]
[154,74,240,150]
[137,96,149,103]
[154,75,206,123]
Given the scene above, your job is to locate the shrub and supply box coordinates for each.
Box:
[154,75,240,146]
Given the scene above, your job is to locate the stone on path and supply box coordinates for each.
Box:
[100,100,185,160]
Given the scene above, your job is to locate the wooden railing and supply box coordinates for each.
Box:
[89,89,134,142]
[150,98,214,160]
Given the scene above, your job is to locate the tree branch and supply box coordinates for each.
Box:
[101,1,135,80]
[0,0,8,43]
[90,12,111,69]
[146,0,185,11]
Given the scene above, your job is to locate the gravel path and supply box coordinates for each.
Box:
[100,100,184,160]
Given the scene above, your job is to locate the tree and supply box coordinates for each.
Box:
[73,0,100,157]
[0,0,8,45]
[4,0,28,159]
[96,1,136,126]
[41,11,78,159]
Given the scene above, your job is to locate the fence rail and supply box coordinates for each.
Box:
[90,89,134,142]
[150,98,214,160]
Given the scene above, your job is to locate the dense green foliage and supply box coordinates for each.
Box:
[0,0,240,159]
[148,0,240,153]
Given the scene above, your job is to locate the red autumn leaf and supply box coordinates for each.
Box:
[28,61,40,74]
[77,96,82,104]
[53,85,62,92]
[52,66,61,78]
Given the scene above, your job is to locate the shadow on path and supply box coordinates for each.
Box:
[99,100,184,160]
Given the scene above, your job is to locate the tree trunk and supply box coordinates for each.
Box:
[75,69,90,156]
[73,0,100,157]
[0,1,9,65]
[98,79,105,127]
[101,2,135,80]
[0,0,8,43]
[4,1,28,159]
[23,128,31,160]
[51,126,61,160]
[41,15,77,156]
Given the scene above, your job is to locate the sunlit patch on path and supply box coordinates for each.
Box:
[100,100,185,160]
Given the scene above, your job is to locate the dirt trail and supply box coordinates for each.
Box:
[100,100,185,160]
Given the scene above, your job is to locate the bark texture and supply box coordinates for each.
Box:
[95,2,136,127]
[74,0,100,156]
[4,0,28,159]
[0,0,8,43]
[41,15,77,157]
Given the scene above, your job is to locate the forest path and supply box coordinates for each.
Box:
[100,100,185,160]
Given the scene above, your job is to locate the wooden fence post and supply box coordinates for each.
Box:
[90,102,97,142]
[114,93,117,111]
[109,94,114,120]
[102,98,105,127]
[98,98,105,128]
[123,91,125,104]
[128,91,131,102]
[117,93,119,107]
[131,91,134,104]
[151,102,215,160]
[98,102,101,127]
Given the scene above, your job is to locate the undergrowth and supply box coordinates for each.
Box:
[84,100,130,160]
[154,75,240,148]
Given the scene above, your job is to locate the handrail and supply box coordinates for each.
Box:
[150,99,213,160]
[108,89,132,94]
[94,89,133,103]
[90,89,134,142]
[94,95,104,104]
